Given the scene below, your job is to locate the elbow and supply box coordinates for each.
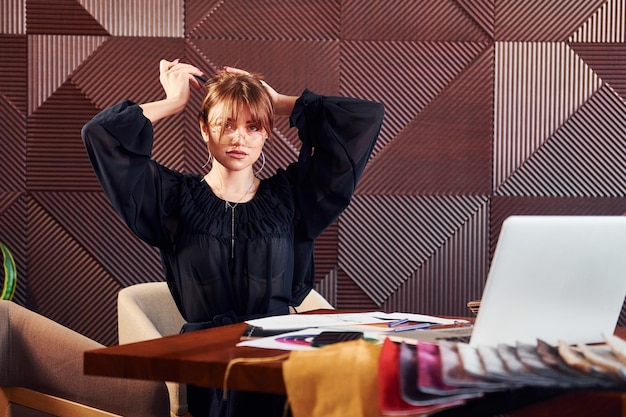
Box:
[81,122,93,146]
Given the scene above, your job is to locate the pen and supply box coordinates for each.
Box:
[390,323,432,332]
[194,74,208,84]
[388,318,409,327]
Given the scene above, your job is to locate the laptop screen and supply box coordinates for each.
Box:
[470,215,626,346]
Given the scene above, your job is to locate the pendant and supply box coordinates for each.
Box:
[230,205,235,259]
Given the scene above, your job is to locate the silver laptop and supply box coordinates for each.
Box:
[394,215,626,347]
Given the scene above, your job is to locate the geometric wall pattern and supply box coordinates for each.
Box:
[1,0,625,346]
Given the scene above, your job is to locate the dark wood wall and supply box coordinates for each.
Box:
[1,0,625,345]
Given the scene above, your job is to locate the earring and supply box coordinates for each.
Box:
[254,151,266,176]
[201,152,213,169]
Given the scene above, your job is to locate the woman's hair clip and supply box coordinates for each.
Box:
[194,74,209,84]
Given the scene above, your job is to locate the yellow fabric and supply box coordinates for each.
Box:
[282,339,384,417]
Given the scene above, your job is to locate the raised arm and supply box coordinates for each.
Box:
[140,59,204,123]
[220,68,385,238]
[289,90,385,238]
[81,58,203,248]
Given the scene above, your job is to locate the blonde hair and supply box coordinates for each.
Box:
[198,71,274,139]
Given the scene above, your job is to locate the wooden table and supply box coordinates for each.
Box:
[84,322,626,416]
[84,321,287,394]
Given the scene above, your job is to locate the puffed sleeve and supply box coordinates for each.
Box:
[287,89,384,238]
[81,100,174,248]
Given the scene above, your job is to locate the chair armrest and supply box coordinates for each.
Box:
[0,300,169,417]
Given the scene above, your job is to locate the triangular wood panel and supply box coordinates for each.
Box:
[26,0,109,35]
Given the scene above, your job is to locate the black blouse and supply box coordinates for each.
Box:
[82,89,384,325]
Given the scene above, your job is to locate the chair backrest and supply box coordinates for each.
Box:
[295,289,334,312]
[117,282,185,342]
[117,282,188,416]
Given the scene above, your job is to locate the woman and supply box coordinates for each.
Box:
[82,59,384,416]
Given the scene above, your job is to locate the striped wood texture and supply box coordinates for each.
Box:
[1,0,625,345]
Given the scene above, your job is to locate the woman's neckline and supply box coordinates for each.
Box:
[200,175,263,206]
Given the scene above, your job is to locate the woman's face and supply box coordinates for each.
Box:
[202,104,267,173]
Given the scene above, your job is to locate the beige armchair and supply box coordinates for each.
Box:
[0,300,169,417]
[117,281,334,417]
[291,288,334,312]
[117,282,187,417]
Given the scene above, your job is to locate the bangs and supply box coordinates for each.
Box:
[200,72,274,135]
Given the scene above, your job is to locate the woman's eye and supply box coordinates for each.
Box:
[224,122,233,130]
[248,125,259,132]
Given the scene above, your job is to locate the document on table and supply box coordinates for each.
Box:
[238,312,469,351]
[244,311,466,331]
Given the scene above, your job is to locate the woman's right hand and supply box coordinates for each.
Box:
[140,59,204,123]
[159,59,203,105]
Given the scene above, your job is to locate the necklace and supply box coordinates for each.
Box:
[223,181,255,210]
[222,180,256,259]
[203,172,257,259]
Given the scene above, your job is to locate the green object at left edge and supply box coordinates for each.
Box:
[1,242,17,300]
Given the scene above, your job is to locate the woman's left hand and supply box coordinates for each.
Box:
[223,66,296,117]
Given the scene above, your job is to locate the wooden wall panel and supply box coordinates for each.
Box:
[26,0,108,35]
[186,0,339,40]
[0,35,27,114]
[494,0,607,40]
[0,0,624,346]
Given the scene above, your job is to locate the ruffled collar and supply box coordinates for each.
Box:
[180,173,295,238]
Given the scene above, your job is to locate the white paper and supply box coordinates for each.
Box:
[367,312,469,325]
[244,312,390,330]
[244,311,467,331]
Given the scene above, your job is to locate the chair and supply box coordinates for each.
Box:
[117,282,187,417]
[0,300,169,417]
[292,288,334,312]
[117,281,334,417]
